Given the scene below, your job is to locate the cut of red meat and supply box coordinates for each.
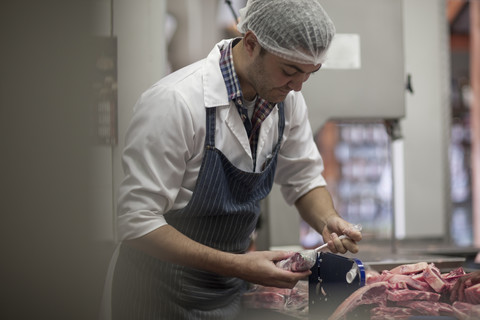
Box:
[370,315,411,320]
[397,300,455,316]
[390,262,428,275]
[452,301,480,320]
[275,251,315,272]
[453,301,474,320]
[365,269,381,284]
[465,282,480,305]
[442,266,466,280]
[242,291,285,310]
[326,263,479,319]
[386,274,432,292]
[328,281,388,320]
[387,289,440,302]
[370,306,415,318]
[422,264,447,293]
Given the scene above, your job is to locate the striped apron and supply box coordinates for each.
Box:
[112,103,285,319]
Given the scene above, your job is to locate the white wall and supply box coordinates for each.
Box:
[401,0,451,238]
[90,0,167,242]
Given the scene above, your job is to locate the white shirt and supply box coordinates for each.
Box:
[117,39,326,241]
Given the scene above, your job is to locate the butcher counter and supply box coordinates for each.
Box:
[239,239,480,319]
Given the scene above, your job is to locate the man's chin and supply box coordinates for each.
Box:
[269,91,290,103]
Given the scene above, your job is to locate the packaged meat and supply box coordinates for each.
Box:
[275,250,316,272]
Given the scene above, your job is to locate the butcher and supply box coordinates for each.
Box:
[108,0,362,319]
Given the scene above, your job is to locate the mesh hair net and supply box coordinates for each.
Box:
[237,0,335,65]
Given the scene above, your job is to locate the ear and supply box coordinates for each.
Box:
[243,31,259,57]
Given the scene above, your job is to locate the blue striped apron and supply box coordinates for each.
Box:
[112,103,285,319]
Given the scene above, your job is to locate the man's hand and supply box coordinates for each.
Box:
[321,216,362,254]
[295,187,362,255]
[231,251,311,289]
[126,226,310,289]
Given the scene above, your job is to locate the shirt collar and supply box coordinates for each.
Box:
[219,38,243,105]
[219,39,276,110]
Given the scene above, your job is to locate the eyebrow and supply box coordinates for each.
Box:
[284,64,322,74]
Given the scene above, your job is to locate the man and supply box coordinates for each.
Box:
[111,0,362,319]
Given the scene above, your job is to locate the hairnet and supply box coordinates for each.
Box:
[237,0,336,65]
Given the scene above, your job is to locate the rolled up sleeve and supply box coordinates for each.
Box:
[117,86,195,240]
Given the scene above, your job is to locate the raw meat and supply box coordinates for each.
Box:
[387,289,440,302]
[275,251,316,272]
[465,283,480,304]
[241,290,285,310]
[384,273,432,291]
[242,281,308,318]
[365,269,381,284]
[328,281,388,320]
[396,300,455,316]
[453,301,480,320]
[422,264,447,293]
[329,262,480,320]
[370,306,414,319]
[390,262,428,275]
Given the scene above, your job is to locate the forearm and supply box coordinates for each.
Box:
[294,186,361,253]
[125,225,238,276]
[124,224,310,288]
[294,186,339,235]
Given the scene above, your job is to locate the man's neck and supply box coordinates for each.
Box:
[232,39,257,101]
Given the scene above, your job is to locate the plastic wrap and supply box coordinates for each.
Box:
[275,250,317,272]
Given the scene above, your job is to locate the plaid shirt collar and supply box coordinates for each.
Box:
[219,39,277,171]
[219,39,275,112]
[219,38,244,106]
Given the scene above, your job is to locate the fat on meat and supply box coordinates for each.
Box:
[370,306,414,319]
[328,281,388,320]
[385,273,432,292]
[387,289,440,302]
[465,283,480,305]
[453,301,480,320]
[396,300,455,317]
[390,262,428,275]
[422,263,447,293]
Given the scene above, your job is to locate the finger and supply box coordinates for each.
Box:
[275,270,311,288]
[331,233,347,254]
[343,225,363,242]
[327,233,339,253]
[270,250,295,261]
[343,239,359,254]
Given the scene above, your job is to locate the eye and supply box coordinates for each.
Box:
[283,70,296,77]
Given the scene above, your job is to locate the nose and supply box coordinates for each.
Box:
[288,73,311,91]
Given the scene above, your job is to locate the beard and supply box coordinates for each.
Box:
[245,53,290,103]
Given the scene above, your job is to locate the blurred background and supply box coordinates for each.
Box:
[1,0,479,319]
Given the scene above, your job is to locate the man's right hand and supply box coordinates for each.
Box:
[231,250,311,288]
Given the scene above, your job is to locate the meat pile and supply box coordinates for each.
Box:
[242,280,309,318]
[329,262,480,320]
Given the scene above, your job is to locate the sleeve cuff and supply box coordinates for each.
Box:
[117,210,168,241]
